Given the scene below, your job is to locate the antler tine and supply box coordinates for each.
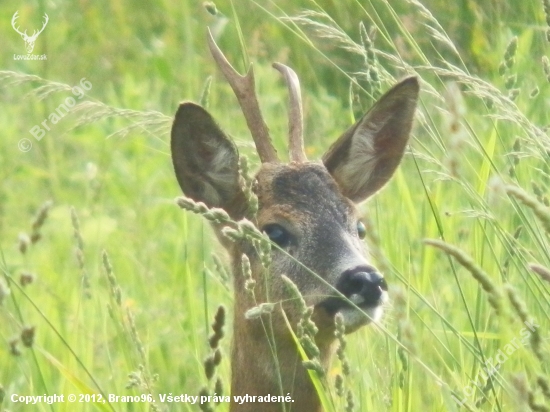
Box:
[38,14,49,35]
[11,11,26,36]
[273,63,306,162]
[206,29,279,163]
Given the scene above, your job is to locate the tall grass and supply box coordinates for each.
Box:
[1,0,549,411]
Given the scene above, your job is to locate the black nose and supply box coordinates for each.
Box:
[337,266,387,305]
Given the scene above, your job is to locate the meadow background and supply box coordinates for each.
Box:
[1,0,550,411]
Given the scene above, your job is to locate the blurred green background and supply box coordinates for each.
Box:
[1,0,549,411]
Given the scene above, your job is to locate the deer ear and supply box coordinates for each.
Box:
[322,77,419,203]
[171,102,246,217]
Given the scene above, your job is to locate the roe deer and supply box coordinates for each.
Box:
[171,31,419,412]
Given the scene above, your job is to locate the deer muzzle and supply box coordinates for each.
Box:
[318,265,388,330]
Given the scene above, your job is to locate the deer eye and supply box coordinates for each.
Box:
[263,224,291,248]
[357,221,366,239]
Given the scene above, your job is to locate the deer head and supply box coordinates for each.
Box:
[11,11,49,54]
[171,31,418,411]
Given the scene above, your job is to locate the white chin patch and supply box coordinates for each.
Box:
[338,291,388,330]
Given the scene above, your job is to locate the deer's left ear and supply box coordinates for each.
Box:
[323,77,419,203]
[171,102,246,218]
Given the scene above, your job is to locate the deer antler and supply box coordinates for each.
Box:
[34,13,49,37]
[11,11,27,37]
[207,29,279,163]
[11,12,48,39]
[273,63,306,162]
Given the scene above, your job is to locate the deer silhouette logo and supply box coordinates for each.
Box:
[11,11,49,54]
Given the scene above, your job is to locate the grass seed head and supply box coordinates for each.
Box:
[204,355,215,380]
[282,275,307,315]
[176,197,208,215]
[505,284,530,324]
[513,225,524,239]
[424,239,503,314]
[498,62,507,76]
[238,155,259,217]
[505,284,544,361]
[213,348,222,366]
[300,334,320,359]
[212,254,230,283]
[221,226,243,242]
[241,254,256,294]
[70,207,84,251]
[504,37,518,68]
[511,373,530,403]
[209,305,225,349]
[244,302,276,319]
[335,313,350,375]
[212,305,225,332]
[214,377,223,400]
[21,326,35,348]
[198,387,213,412]
[241,254,252,281]
[102,250,122,306]
[31,200,53,241]
[18,232,30,254]
[302,359,325,377]
[20,272,35,287]
[203,1,218,16]
[9,337,21,356]
[75,248,85,270]
[125,371,142,389]
[506,184,550,234]
[299,306,318,336]
[529,263,550,283]
[203,208,231,224]
[335,373,344,397]
[126,309,146,364]
[345,389,355,412]
[359,21,381,97]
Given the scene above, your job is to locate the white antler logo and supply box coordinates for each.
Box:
[11,11,49,54]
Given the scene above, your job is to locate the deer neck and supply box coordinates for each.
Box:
[229,249,334,412]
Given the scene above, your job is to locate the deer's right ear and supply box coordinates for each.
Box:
[171,102,245,216]
[322,77,419,203]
